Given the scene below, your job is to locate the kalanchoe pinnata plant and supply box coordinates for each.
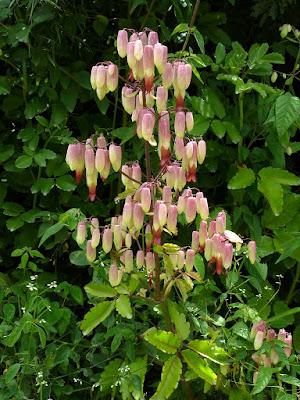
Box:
[66,28,259,399]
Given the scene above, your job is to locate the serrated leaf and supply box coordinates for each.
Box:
[31,178,54,196]
[168,301,190,341]
[144,329,181,354]
[70,286,83,305]
[182,349,217,385]
[15,155,33,168]
[259,167,300,185]
[262,53,285,64]
[280,375,300,387]
[193,30,204,53]
[36,116,48,127]
[252,366,273,395]
[275,93,300,137]
[215,43,226,64]
[257,176,283,216]
[223,121,241,143]
[100,358,122,393]
[151,355,182,400]
[56,175,76,191]
[211,120,226,138]
[80,300,115,335]
[187,340,228,364]
[84,283,117,298]
[116,294,132,319]
[171,23,189,36]
[5,363,21,384]
[194,254,205,279]
[204,87,225,119]
[228,168,256,189]
[39,222,64,246]
[69,250,89,266]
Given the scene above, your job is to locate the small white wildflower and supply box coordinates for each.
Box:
[41,380,48,386]
[21,307,26,313]
[275,281,281,285]
[39,319,46,324]
[276,274,284,279]
[47,306,52,312]
[47,281,57,289]
[37,372,43,378]
[26,283,37,291]
[30,275,38,281]
[256,294,262,298]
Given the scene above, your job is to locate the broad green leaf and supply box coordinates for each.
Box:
[73,71,91,90]
[271,301,294,328]
[228,168,256,189]
[204,87,225,119]
[70,285,83,305]
[84,283,117,298]
[187,340,228,364]
[80,300,115,335]
[24,96,47,119]
[129,357,148,398]
[31,178,55,196]
[235,82,267,98]
[151,355,182,400]
[39,222,65,246]
[100,358,122,394]
[3,202,24,216]
[182,349,217,385]
[5,363,20,384]
[252,366,273,395]
[194,253,205,279]
[223,121,241,143]
[15,155,33,168]
[69,251,89,266]
[193,30,204,53]
[112,126,135,144]
[257,177,283,216]
[211,120,226,138]
[217,74,244,87]
[37,327,46,348]
[0,144,14,163]
[275,237,300,264]
[61,84,78,112]
[51,102,67,125]
[93,15,109,36]
[168,301,190,341]
[280,375,300,387]
[262,53,285,64]
[259,167,300,185]
[215,43,226,64]
[56,175,76,191]
[3,303,15,321]
[6,217,24,232]
[36,116,48,127]
[130,0,146,14]
[276,393,296,400]
[52,345,70,367]
[144,329,181,354]
[275,93,300,137]
[116,294,132,319]
[171,23,189,36]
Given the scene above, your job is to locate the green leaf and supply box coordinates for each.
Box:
[70,286,83,305]
[69,251,89,266]
[84,283,117,298]
[24,96,47,119]
[51,102,67,125]
[80,300,115,335]
[56,175,76,191]
[112,126,135,144]
[93,15,109,36]
[111,333,122,353]
[39,222,65,246]
[116,294,132,319]
[228,168,256,189]
[0,76,10,95]
[151,355,182,400]
[280,375,300,387]
[130,0,146,14]
[215,43,226,64]
[182,349,217,385]
[271,301,294,328]
[171,23,189,36]
[61,84,78,112]
[275,93,300,137]
[52,345,70,367]
[15,155,33,168]
[73,71,91,90]
[3,303,15,321]
[99,359,122,393]
[257,176,283,216]
[5,364,20,384]
[211,120,226,138]
[187,340,228,365]
[6,217,24,232]
[275,237,300,264]
[168,301,190,341]
[204,87,225,119]
[3,202,24,217]
[190,63,204,84]
[144,329,181,354]
[259,167,300,185]
[0,144,14,163]
[37,327,46,348]
[223,121,241,143]
[36,116,48,127]
[193,30,204,54]
[252,366,273,395]
[194,253,205,280]
[235,82,267,98]
[262,53,285,64]
[31,178,55,196]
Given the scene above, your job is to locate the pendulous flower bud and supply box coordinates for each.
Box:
[266,329,276,342]
[107,64,118,92]
[162,186,172,208]
[148,31,159,46]
[199,197,209,220]
[136,250,145,269]
[248,241,256,264]
[117,30,128,58]
[197,139,206,165]
[204,238,213,261]
[90,66,98,90]
[134,39,143,61]
[76,221,86,245]
[167,205,178,233]
[186,112,194,132]
[254,330,264,350]
[191,231,200,252]
[141,187,151,213]
[185,249,195,272]
[177,250,185,269]
[91,228,100,249]
[158,203,167,227]
[124,249,133,273]
[86,240,96,262]
[174,111,185,138]
[125,232,132,248]
[156,86,168,114]
[127,41,136,69]
[185,197,197,223]
[162,62,173,89]
[102,228,113,253]
[113,225,122,251]
[109,264,122,286]
[199,221,207,247]
[154,43,167,74]
[174,138,184,160]
[142,112,155,142]
[66,143,85,184]
[109,144,122,172]
[133,203,144,231]
[146,251,155,272]
[222,242,233,269]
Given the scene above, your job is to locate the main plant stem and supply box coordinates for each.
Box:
[181,0,201,54]
[238,93,244,163]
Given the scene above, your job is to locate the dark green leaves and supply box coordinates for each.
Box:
[81,300,115,336]
[275,93,300,137]
[228,168,256,189]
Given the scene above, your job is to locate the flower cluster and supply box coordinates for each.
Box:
[251,320,293,383]
[66,136,122,201]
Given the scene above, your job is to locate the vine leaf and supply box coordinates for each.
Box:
[150,355,182,400]
[144,329,181,354]
[187,340,228,365]
[182,349,217,385]
[80,300,115,336]
[116,294,132,319]
[84,283,117,298]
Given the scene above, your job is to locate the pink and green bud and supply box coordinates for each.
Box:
[113,224,123,251]
[133,203,144,231]
[122,86,136,115]
[132,163,141,189]
[148,31,159,46]
[109,264,122,287]
[212,234,223,258]
[162,186,172,208]
[254,330,264,350]
[136,250,144,269]
[199,221,208,247]
[76,221,86,245]
[97,136,107,149]
[154,43,167,74]
[158,114,170,148]
[216,216,225,234]
[111,217,117,233]
[177,64,190,92]
[186,112,194,132]
[250,324,259,340]
[134,39,143,61]
[175,111,186,138]
[251,354,262,364]
[253,371,258,385]
[177,250,185,269]
[130,32,138,42]
[99,150,111,181]
[111,145,122,172]
[185,249,195,272]
[139,31,148,45]
[121,165,131,187]
[153,200,163,231]
[266,329,276,342]
[158,203,167,227]
[177,196,186,215]
[222,242,233,269]
[90,218,99,233]
[167,205,178,233]
[185,197,197,223]
[162,62,173,89]
[66,143,85,184]
[165,165,175,188]
[127,41,136,69]
[195,192,204,212]
[142,112,155,142]
[199,197,209,220]
[156,86,168,114]
[278,328,287,341]
[145,223,152,252]
[102,228,113,253]
[146,251,155,272]
[183,64,192,89]
[174,138,184,160]
[96,84,108,101]
[95,148,105,174]
[86,240,96,262]
[107,64,118,92]
[122,202,133,227]
[141,187,151,213]
[143,45,154,77]
[86,169,98,202]
[271,349,279,365]
[284,334,292,357]
[191,231,200,252]
[91,228,100,249]
[177,167,186,191]
[208,220,216,238]
[90,66,98,90]
[125,232,132,248]
[248,241,256,264]
[85,149,95,177]
[124,249,133,273]
[117,30,128,58]
[197,139,206,165]
[96,65,106,89]
[204,238,213,261]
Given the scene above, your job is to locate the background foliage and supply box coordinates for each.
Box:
[0,0,300,398]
